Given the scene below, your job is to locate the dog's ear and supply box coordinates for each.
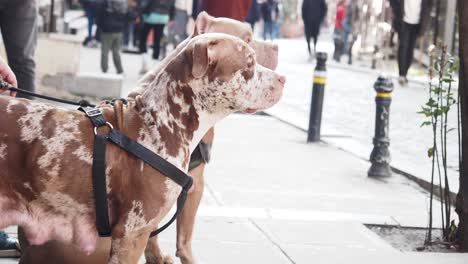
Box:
[192,11,212,36]
[192,40,209,79]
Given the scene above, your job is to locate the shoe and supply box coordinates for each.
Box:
[139,53,149,75]
[0,231,20,258]
[398,76,408,86]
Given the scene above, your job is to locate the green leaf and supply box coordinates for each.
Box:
[420,121,432,127]
[428,147,434,158]
[442,78,455,83]
[447,128,456,133]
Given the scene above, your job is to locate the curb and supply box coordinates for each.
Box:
[261,111,458,202]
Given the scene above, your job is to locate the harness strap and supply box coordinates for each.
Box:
[93,134,112,237]
[107,130,192,188]
[107,129,193,237]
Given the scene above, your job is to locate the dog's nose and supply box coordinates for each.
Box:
[278,75,286,85]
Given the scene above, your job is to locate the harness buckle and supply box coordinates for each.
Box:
[84,108,103,117]
[94,122,114,136]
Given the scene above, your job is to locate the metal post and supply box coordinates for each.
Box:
[368,76,394,177]
[307,52,327,142]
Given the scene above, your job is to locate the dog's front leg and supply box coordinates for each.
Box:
[175,162,206,264]
[108,230,150,264]
[144,236,174,264]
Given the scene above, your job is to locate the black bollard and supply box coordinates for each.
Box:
[368,76,394,177]
[307,52,327,142]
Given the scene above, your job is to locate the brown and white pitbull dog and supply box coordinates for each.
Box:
[1,33,284,264]
[134,12,280,264]
[17,12,281,264]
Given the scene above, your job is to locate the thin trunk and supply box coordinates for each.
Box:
[444,81,452,236]
[427,85,437,244]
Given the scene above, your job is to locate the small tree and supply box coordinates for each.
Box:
[419,44,458,245]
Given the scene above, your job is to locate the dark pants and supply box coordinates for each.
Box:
[303,20,320,55]
[123,22,135,47]
[0,0,37,96]
[85,4,95,39]
[333,28,344,62]
[263,21,274,40]
[139,23,165,60]
[397,22,420,77]
[101,33,123,74]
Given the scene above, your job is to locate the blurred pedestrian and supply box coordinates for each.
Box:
[170,0,193,44]
[332,0,346,62]
[261,0,280,41]
[0,0,39,254]
[96,0,129,74]
[245,0,260,30]
[80,0,101,46]
[342,0,359,64]
[200,0,251,21]
[301,0,327,60]
[123,0,139,50]
[138,0,175,74]
[0,0,38,97]
[389,0,432,86]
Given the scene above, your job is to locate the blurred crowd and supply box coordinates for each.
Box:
[301,0,432,86]
[73,0,290,75]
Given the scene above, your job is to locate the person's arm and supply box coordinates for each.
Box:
[0,56,17,97]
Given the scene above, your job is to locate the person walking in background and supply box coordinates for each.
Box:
[0,0,38,255]
[246,0,260,30]
[80,0,100,46]
[301,0,327,61]
[0,0,38,97]
[389,0,432,86]
[342,0,359,64]
[138,0,175,74]
[200,0,251,21]
[332,0,346,62]
[171,0,193,44]
[261,0,280,41]
[123,0,139,50]
[96,0,128,74]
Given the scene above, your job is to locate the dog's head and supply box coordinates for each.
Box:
[165,33,285,114]
[193,12,279,70]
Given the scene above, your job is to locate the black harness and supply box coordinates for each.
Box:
[2,82,193,238]
[79,106,193,237]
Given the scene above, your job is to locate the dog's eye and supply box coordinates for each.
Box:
[245,37,251,43]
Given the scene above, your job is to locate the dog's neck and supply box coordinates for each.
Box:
[133,70,227,170]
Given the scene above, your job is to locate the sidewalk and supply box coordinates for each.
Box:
[2,114,467,263]
[267,37,460,197]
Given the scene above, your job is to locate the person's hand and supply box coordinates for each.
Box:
[0,56,17,97]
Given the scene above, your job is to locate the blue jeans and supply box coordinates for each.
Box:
[263,21,274,40]
[84,4,96,41]
[123,22,135,47]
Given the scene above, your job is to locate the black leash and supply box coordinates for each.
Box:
[0,79,193,238]
[0,79,95,107]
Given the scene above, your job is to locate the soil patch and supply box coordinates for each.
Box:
[366,224,458,253]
